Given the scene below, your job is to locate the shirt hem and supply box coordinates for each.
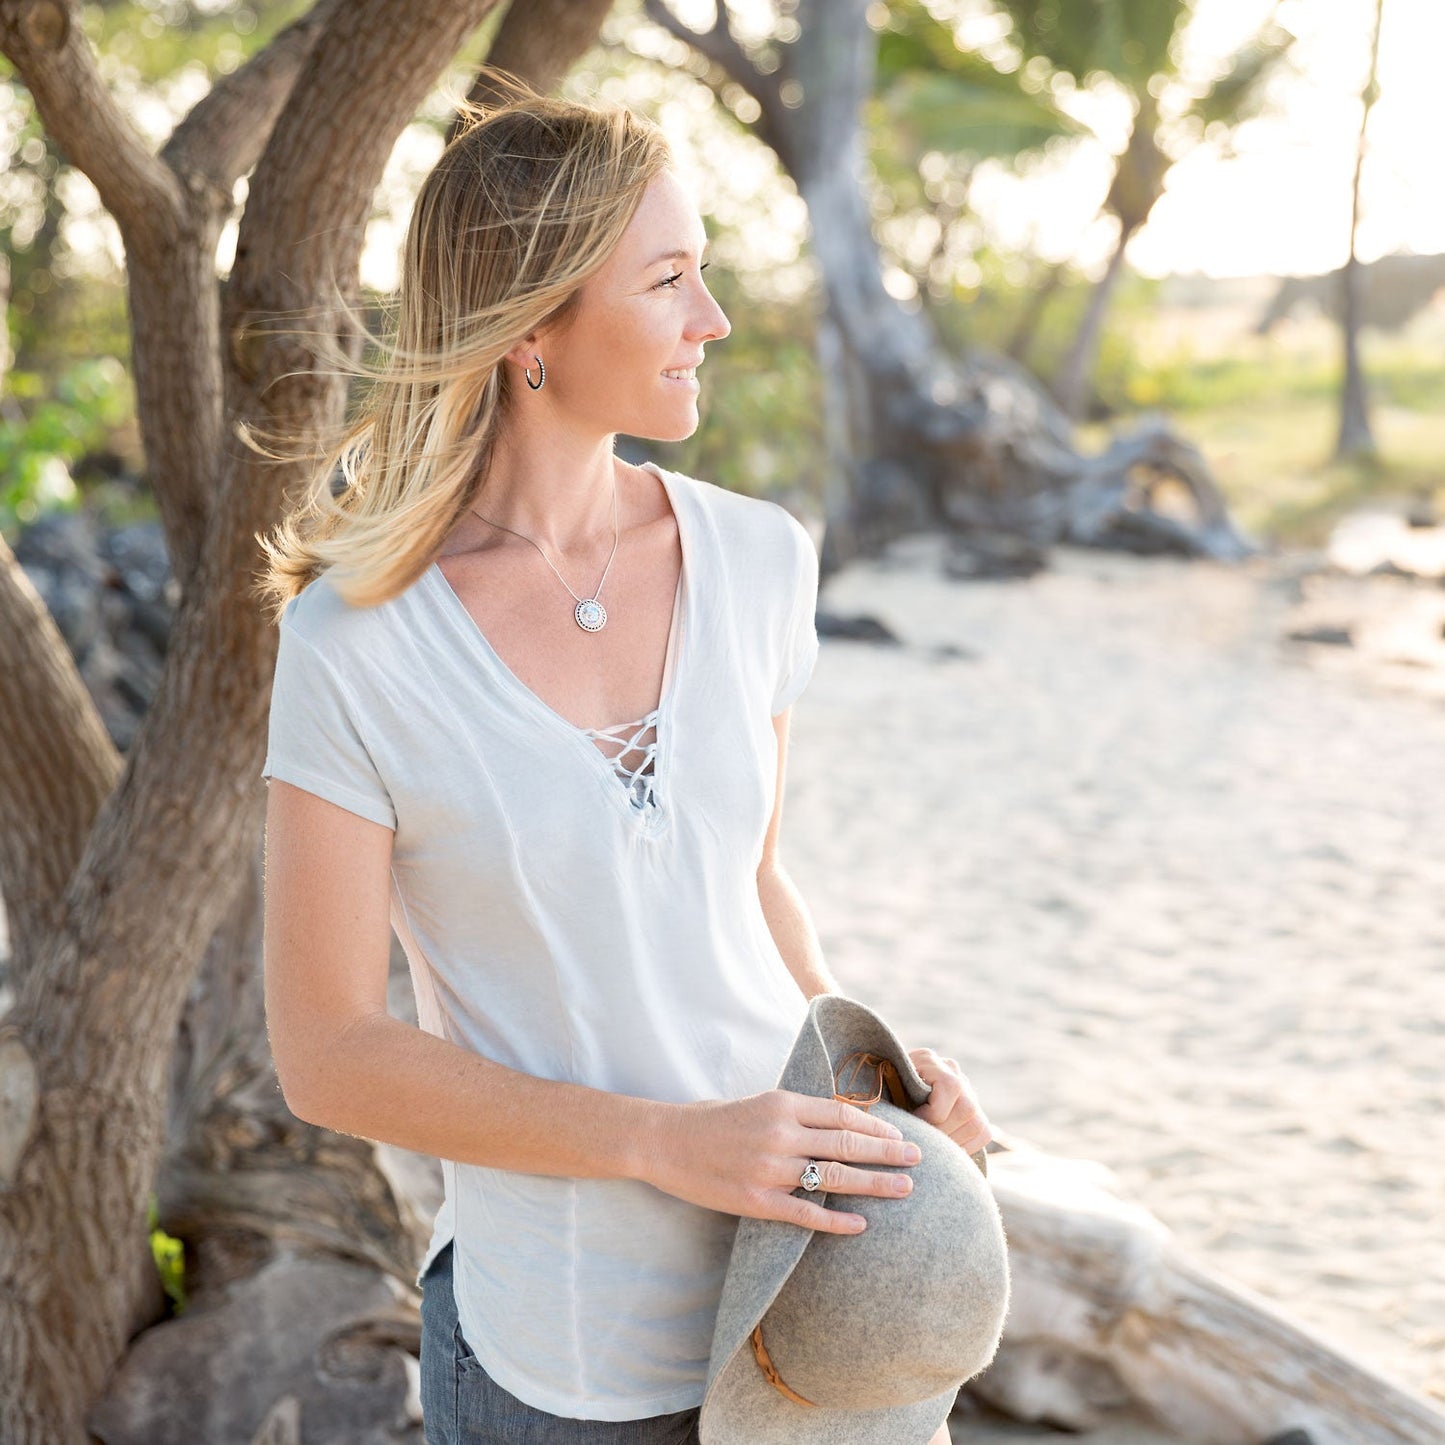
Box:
[470,1340,707,1422]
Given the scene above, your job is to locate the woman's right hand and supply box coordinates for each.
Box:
[637,1090,924,1234]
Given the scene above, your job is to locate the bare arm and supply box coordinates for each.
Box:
[263,778,668,1182]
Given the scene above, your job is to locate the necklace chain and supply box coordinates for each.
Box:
[467,471,620,632]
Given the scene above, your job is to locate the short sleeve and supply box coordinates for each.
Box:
[262,620,398,830]
[771,511,821,716]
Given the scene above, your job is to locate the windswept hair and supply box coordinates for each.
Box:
[252,69,673,620]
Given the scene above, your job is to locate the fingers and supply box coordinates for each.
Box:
[771,1153,918,1235]
[781,1094,924,1231]
[794,1155,916,1200]
[781,1195,870,1233]
[799,1093,905,1141]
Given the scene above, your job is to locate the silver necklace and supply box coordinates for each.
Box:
[468,471,620,632]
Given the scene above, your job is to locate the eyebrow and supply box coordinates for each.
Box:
[644,240,710,269]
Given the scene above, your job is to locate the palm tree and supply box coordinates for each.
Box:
[990,0,1295,420]
[1336,0,1384,461]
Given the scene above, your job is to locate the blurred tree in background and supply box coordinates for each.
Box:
[5,0,1438,553]
[989,0,1295,420]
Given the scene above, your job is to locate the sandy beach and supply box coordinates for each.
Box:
[4,524,1438,1439]
[787,529,1445,1417]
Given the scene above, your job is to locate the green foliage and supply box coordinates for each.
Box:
[1184,19,1296,132]
[81,0,315,85]
[990,0,1189,89]
[0,357,133,530]
[147,1191,188,1314]
[872,4,1083,164]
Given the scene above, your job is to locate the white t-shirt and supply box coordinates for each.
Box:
[261,461,821,1420]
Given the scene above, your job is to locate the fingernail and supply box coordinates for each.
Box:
[903,1144,922,1163]
[887,1125,903,1139]
[849,1216,867,1231]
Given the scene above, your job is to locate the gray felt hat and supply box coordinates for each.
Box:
[698,992,1011,1444]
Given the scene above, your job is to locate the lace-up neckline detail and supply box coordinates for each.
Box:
[423,460,689,836]
[581,707,661,811]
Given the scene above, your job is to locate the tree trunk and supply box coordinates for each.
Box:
[1054,217,1136,423]
[641,0,1253,573]
[1336,0,1383,461]
[1004,258,1065,367]
[0,0,603,1437]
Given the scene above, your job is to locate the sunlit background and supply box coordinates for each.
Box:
[3,0,1444,1421]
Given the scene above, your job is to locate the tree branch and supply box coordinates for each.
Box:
[455,0,614,128]
[0,0,184,246]
[162,0,339,208]
[640,0,784,157]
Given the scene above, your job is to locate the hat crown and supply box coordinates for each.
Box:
[700,994,1012,1444]
[750,1100,1010,1411]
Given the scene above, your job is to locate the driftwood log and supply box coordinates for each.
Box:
[976,1135,1445,1445]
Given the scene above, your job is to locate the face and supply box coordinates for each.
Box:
[510,168,731,442]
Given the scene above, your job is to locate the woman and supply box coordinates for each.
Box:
[257,75,992,1444]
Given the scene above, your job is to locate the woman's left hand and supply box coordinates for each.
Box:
[907,1047,992,1156]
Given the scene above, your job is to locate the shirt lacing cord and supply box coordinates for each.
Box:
[581,707,661,810]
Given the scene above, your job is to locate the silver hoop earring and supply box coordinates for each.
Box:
[524,355,545,390]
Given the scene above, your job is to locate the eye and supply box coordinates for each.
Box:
[657,263,710,290]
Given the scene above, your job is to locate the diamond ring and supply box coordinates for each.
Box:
[799,1160,823,1191]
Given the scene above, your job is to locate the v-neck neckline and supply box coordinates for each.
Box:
[423,460,690,831]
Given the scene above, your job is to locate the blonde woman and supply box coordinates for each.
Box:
[258,75,988,1445]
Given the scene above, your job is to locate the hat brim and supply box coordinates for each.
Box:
[702,1339,958,1444]
[699,994,978,1443]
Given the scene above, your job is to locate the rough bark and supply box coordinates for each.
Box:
[452,0,616,138]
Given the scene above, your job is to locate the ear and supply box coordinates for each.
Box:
[504,336,542,368]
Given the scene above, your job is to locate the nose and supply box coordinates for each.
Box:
[693,289,730,344]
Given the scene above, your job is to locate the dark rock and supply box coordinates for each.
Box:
[85,1253,420,1445]
[945,530,1049,581]
[928,642,979,663]
[15,508,174,752]
[817,610,902,645]
[1367,558,1418,579]
[1286,625,1354,647]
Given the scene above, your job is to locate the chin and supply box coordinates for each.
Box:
[632,415,700,444]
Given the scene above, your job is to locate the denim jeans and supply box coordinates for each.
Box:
[419,1239,703,1444]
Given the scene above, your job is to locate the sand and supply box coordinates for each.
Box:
[785,530,1445,1420]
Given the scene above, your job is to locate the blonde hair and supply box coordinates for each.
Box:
[251,70,673,621]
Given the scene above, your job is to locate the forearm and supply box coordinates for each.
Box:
[758,863,841,1000]
[286,1012,672,1183]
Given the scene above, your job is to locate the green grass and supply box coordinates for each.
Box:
[1075,299,1445,548]
[1083,396,1445,549]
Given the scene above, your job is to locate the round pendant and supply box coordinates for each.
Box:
[575,597,607,632]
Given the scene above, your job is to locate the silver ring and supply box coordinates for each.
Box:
[799,1160,823,1191]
